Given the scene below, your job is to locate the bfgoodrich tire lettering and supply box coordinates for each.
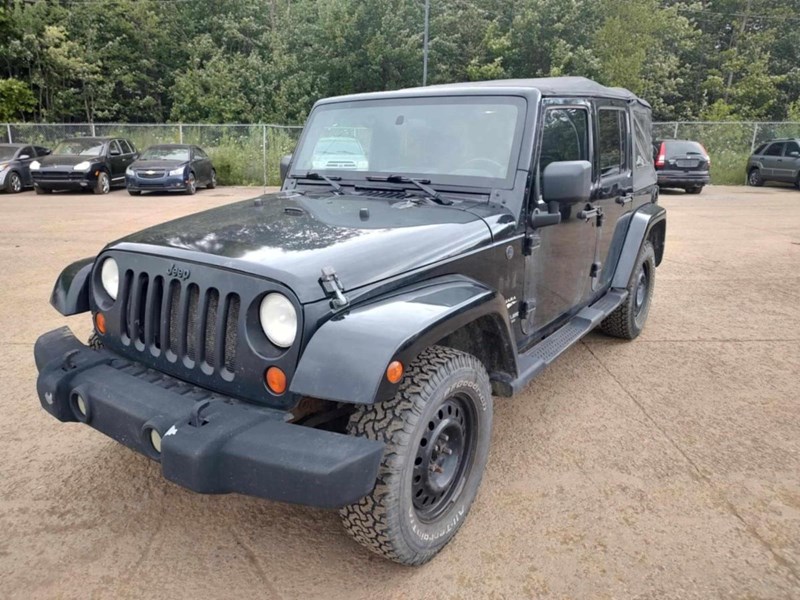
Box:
[339,345,493,565]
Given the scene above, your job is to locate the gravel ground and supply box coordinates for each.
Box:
[1,184,799,599]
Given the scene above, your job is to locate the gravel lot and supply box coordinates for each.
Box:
[1,184,799,599]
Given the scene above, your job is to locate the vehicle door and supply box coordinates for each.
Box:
[194,146,211,183]
[117,139,137,176]
[107,140,126,183]
[762,142,784,179]
[522,101,597,335]
[589,100,636,293]
[780,141,800,182]
[17,146,37,186]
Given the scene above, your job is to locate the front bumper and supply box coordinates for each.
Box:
[33,171,98,191]
[126,173,189,192]
[34,327,384,508]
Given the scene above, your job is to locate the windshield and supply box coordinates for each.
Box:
[141,146,190,161]
[54,140,105,156]
[292,96,526,183]
[0,146,16,161]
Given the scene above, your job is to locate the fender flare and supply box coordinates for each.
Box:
[50,257,94,316]
[289,276,516,405]
[611,203,666,289]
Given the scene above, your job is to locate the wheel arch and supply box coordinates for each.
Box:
[611,203,667,288]
[290,276,517,405]
[50,257,94,316]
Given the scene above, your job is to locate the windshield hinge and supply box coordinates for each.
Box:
[319,266,349,309]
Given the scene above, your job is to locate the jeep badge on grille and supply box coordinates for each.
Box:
[167,263,191,280]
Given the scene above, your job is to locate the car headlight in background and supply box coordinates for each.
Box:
[126,167,134,176]
[73,161,91,172]
[0,162,8,171]
[259,293,297,348]
[30,160,40,170]
[100,258,120,300]
[169,166,185,176]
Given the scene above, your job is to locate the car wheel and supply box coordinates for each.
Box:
[748,168,764,187]
[600,240,656,340]
[34,185,51,195]
[128,190,141,196]
[795,173,800,190]
[93,171,111,195]
[6,171,23,193]
[207,169,217,189]
[340,345,493,566]
[185,172,197,195]
[686,186,703,195]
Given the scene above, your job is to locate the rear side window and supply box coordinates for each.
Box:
[765,143,784,156]
[118,139,133,154]
[34,146,49,156]
[20,146,35,158]
[753,143,768,155]
[539,107,590,171]
[598,109,627,176]
[784,141,800,156]
[665,141,705,156]
[633,112,653,168]
[195,147,208,159]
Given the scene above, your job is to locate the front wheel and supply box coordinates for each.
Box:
[600,240,656,340]
[185,172,197,195]
[6,171,23,193]
[340,346,493,565]
[748,168,764,187]
[93,171,110,195]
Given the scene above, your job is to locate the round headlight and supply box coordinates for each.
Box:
[100,258,119,300]
[259,293,297,348]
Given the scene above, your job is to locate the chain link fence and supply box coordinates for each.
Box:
[3,121,800,186]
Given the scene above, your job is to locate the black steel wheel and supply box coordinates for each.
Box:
[340,345,493,565]
[600,240,656,339]
[6,171,23,193]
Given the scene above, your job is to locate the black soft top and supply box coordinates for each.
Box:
[316,77,651,109]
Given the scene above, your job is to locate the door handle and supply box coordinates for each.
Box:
[616,194,634,206]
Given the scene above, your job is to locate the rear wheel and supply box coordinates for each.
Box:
[93,171,111,195]
[6,171,23,193]
[340,345,493,565]
[207,169,217,189]
[128,190,141,196]
[600,240,656,340]
[748,168,764,187]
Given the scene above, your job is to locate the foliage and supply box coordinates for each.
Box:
[0,77,35,121]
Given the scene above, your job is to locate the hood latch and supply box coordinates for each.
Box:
[320,266,349,309]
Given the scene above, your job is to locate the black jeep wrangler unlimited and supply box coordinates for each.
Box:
[34,78,665,565]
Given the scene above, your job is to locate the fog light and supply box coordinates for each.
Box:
[76,394,88,417]
[150,429,162,453]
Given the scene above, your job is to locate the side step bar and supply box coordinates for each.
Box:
[504,289,628,395]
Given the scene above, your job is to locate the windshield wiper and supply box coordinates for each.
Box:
[365,175,453,205]
[290,171,347,195]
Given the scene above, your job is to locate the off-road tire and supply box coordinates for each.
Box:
[88,333,103,350]
[748,168,764,187]
[600,240,656,340]
[93,171,111,195]
[34,185,51,195]
[339,345,493,566]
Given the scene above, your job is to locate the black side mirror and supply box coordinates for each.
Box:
[279,154,292,184]
[541,160,592,204]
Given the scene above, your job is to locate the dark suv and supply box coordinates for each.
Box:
[33,78,666,565]
[31,137,138,194]
[747,139,800,188]
[653,139,710,194]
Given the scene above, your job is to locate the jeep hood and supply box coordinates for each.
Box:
[109,191,498,303]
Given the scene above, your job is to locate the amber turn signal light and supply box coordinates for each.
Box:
[265,366,287,395]
[386,360,404,384]
[94,312,107,335]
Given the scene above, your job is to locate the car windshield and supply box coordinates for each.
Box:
[292,96,525,183]
[141,147,190,161]
[0,146,16,160]
[54,140,105,156]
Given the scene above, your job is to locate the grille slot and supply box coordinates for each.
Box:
[122,274,239,375]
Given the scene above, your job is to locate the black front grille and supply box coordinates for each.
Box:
[120,270,240,374]
[137,169,165,179]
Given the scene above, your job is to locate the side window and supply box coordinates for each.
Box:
[20,146,35,159]
[118,139,132,154]
[109,140,121,155]
[35,146,49,156]
[764,143,784,157]
[753,143,767,155]
[784,141,800,156]
[539,107,589,171]
[598,109,627,176]
[633,112,652,168]
[195,147,208,159]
